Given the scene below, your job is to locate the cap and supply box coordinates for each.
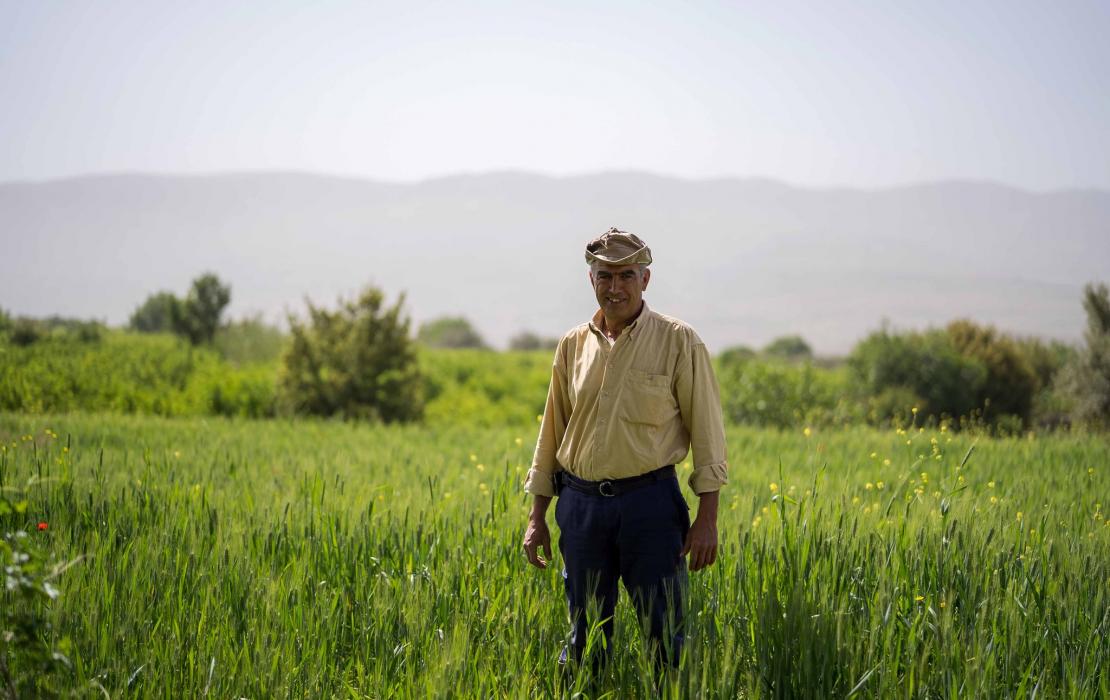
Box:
[584,227,652,266]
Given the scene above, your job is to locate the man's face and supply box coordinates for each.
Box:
[590,263,651,323]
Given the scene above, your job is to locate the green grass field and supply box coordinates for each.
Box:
[1,413,1107,698]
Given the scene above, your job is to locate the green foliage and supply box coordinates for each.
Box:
[0,414,1107,696]
[172,273,231,345]
[0,489,76,696]
[0,332,276,417]
[8,319,44,347]
[417,316,487,349]
[945,319,1038,425]
[279,287,423,422]
[1057,282,1110,429]
[2,316,104,347]
[507,330,558,351]
[762,334,813,360]
[128,291,179,333]
[716,358,860,428]
[848,327,986,424]
[214,315,286,365]
[421,348,551,426]
[0,309,11,339]
[718,345,756,368]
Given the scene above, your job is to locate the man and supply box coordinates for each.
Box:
[522,228,729,672]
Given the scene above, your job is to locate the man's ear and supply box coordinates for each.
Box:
[641,268,651,290]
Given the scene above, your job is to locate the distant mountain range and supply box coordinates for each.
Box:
[2,171,1107,354]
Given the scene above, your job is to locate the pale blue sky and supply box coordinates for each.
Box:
[2,0,1108,189]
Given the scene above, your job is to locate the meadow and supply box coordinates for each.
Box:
[2,413,1107,698]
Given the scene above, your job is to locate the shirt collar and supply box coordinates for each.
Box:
[589,301,652,341]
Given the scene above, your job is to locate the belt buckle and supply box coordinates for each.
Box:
[598,480,615,497]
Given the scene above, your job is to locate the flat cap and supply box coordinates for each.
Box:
[584,227,653,266]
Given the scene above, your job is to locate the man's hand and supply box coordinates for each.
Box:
[681,490,719,571]
[523,495,554,569]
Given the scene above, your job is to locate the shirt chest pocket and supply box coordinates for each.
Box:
[620,369,675,426]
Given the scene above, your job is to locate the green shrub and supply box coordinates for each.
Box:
[0,332,276,417]
[214,316,286,365]
[417,316,487,349]
[421,348,550,426]
[172,273,231,346]
[507,331,558,351]
[716,358,859,428]
[1056,282,1110,430]
[848,327,986,423]
[946,319,1038,425]
[279,287,423,422]
[762,335,813,361]
[129,291,179,333]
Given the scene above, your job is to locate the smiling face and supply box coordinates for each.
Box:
[590,262,651,330]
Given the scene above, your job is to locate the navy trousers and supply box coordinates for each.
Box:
[555,475,690,669]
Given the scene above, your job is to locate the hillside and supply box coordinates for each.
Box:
[2,171,1107,352]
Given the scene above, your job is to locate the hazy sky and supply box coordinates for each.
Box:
[2,1,1108,189]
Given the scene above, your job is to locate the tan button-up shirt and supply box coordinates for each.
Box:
[524,303,729,497]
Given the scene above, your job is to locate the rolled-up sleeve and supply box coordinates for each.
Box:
[524,341,572,496]
[674,341,729,493]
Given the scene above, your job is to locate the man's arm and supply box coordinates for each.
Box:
[674,339,729,571]
[523,495,553,569]
[681,490,719,571]
[523,339,570,568]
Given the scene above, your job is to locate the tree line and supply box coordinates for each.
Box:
[2,278,1107,431]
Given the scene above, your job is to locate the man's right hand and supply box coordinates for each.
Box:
[523,517,553,569]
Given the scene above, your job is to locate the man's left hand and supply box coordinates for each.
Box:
[681,514,718,571]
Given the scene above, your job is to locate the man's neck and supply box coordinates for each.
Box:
[600,302,645,340]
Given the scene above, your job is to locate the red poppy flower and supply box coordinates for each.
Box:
[37,522,48,531]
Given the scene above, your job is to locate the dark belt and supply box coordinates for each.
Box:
[554,465,676,498]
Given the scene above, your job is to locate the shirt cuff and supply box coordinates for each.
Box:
[688,461,728,494]
[523,467,556,497]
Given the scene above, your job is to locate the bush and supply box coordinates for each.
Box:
[214,315,286,364]
[718,345,756,369]
[0,331,276,418]
[848,327,986,423]
[421,348,550,426]
[279,287,423,422]
[129,291,179,333]
[716,358,859,428]
[508,331,558,351]
[763,335,813,361]
[1056,282,1110,430]
[946,319,1038,425]
[172,273,231,346]
[417,316,487,349]
[3,316,103,347]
